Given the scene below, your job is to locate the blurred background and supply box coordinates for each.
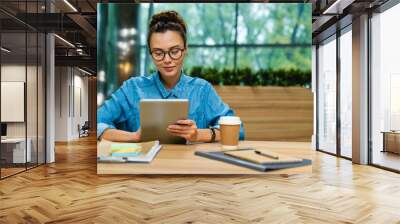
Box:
[97,3,312,103]
[97,3,313,143]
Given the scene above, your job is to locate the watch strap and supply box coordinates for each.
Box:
[209,127,216,143]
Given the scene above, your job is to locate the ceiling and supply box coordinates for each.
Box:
[0,0,99,73]
[310,0,390,43]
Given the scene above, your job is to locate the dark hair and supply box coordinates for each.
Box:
[147,10,187,50]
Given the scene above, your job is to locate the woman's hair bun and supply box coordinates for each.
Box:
[147,10,187,48]
[150,10,186,34]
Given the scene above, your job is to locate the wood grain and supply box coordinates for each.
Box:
[215,86,313,142]
[97,140,313,175]
[1,136,400,223]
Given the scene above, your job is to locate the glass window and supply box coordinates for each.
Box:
[138,3,311,74]
[27,30,39,169]
[185,47,235,71]
[317,36,337,154]
[1,15,28,178]
[371,3,400,171]
[237,4,311,45]
[0,1,46,179]
[38,32,46,165]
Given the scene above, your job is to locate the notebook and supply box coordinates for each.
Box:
[97,141,162,163]
[195,148,311,172]
[224,149,302,164]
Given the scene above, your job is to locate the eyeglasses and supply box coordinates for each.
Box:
[150,48,185,61]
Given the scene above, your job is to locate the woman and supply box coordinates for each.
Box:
[97,10,244,143]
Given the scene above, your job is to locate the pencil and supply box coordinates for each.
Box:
[254,150,279,159]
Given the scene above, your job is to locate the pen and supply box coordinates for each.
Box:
[254,150,279,159]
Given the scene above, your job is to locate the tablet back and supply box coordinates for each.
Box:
[140,99,188,144]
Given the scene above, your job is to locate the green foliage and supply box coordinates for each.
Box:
[188,66,311,87]
[238,68,256,86]
[190,67,220,85]
[139,3,312,74]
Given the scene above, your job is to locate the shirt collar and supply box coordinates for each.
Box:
[154,70,189,99]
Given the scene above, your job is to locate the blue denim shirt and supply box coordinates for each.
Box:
[97,72,245,140]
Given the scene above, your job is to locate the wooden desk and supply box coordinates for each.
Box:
[97,141,313,175]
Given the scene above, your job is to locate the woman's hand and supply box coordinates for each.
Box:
[167,119,198,142]
[131,128,141,142]
[101,128,141,142]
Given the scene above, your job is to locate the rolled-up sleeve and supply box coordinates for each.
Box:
[97,87,129,139]
[204,83,245,140]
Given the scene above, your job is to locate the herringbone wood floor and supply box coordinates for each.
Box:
[1,136,400,224]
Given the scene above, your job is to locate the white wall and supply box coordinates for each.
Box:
[54,67,89,141]
[0,65,42,138]
[72,73,89,138]
[1,65,26,139]
[55,67,69,141]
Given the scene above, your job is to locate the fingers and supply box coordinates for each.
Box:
[167,128,190,135]
[167,126,194,139]
[167,129,190,139]
[167,123,198,142]
[169,120,196,132]
[167,124,192,131]
[175,119,195,126]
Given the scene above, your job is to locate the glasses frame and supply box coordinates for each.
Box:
[150,47,186,61]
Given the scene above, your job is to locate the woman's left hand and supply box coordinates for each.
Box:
[167,119,198,142]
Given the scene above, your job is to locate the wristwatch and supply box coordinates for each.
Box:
[209,127,216,143]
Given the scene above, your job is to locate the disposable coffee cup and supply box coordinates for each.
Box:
[219,116,241,149]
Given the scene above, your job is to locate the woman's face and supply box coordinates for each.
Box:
[149,30,186,79]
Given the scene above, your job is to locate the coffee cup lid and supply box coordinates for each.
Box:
[219,116,241,125]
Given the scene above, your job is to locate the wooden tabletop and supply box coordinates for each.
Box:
[97,141,313,175]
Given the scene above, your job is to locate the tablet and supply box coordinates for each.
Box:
[140,99,188,144]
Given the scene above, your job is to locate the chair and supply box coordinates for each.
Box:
[78,121,90,138]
